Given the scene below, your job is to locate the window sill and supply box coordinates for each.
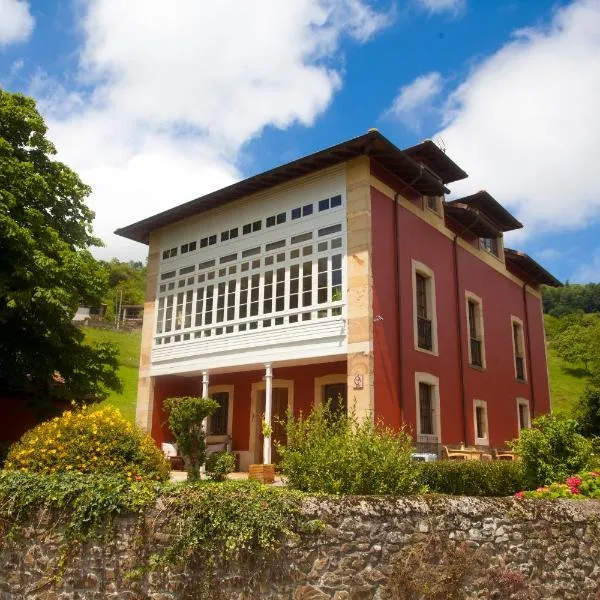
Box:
[515,378,528,384]
[414,345,439,357]
[474,438,489,447]
[468,363,487,372]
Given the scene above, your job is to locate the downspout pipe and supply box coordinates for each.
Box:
[394,165,426,426]
[521,279,537,418]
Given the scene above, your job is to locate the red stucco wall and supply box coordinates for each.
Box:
[153,361,346,452]
[370,183,550,448]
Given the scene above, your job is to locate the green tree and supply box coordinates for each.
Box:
[552,318,600,373]
[101,258,147,321]
[164,396,219,481]
[0,88,121,411]
[575,377,600,438]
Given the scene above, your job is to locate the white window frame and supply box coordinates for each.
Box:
[411,260,439,356]
[313,374,347,410]
[516,398,531,432]
[207,384,234,443]
[472,399,489,446]
[465,291,486,369]
[511,316,527,382]
[414,372,441,443]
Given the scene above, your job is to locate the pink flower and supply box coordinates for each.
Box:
[134,475,142,481]
[566,476,582,488]
[590,472,599,478]
[514,491,525,500]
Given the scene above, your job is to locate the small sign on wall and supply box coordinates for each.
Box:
[353,374,364,390]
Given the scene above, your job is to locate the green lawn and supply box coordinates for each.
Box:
[82,327,141,423]
[547,346,590,415]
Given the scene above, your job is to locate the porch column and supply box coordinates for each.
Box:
[263,363,273,465]
[202,370,209,432]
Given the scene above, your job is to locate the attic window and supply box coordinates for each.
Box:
[480,237,499,257]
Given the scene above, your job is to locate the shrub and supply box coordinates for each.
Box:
[516,470,600,500]
[509,413,594,488]
[164,396,219,481]
[418,460,527,497]
[575,376,600,438]
[205,451,236,481]
[4,405,169,481]
[278,404,419,495]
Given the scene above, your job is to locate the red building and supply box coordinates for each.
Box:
[116,130,560,469]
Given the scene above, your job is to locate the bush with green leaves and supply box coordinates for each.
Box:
[4,405,169,481]
[278,403,419,495]
[516,470,600,499]
[418,460,527,497]
[164,396,219,481]
[509,413,594,488]
[575,376,600,438]
[205,451,236,481]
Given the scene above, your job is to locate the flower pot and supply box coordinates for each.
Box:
[249,463,275,484]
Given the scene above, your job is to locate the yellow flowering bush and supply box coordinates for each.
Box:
[4,405,169,481]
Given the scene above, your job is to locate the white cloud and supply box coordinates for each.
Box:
[415,0,465,15]
[572,249,600,283]
[436,0,600,237]
[37,0,389,260]
[0,0,34,46]
[385,71,442,130]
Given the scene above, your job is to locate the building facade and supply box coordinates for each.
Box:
[116,130,560,470]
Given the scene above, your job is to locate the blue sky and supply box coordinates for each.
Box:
[1,0,599,283]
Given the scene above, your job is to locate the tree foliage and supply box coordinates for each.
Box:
[0,88,121,408]
[164,396,219,481]
[543,282,600,316]
[101,258,146,320]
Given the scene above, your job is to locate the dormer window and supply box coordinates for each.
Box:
[425,196,441,214]
[480,237,499,257]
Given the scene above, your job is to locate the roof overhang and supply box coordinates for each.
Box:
[403,140,468,184]
[115,130,447,245]
[447,191,522,232]
[504,248,562,287]
[443,202,502,238]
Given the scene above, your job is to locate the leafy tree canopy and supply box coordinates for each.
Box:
[543,282,600,316]
[0,88,121,409]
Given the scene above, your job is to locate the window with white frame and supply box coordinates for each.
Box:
[511,317,527,381]
[479,237,499,257]
[412,261,438,354]
[473,399,489,445]
[154,201,346,345]
[466,292,485,368]
[517,398,531,432]
[415,372,441,443]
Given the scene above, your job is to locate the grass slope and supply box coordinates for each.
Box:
[547,347,590,415]
[82,327,141,422]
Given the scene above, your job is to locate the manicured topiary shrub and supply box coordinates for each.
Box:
[418,460,527,497]
[4,405,169,481]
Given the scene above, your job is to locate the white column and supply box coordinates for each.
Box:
[263,363,273,465]
[202,370,209,433]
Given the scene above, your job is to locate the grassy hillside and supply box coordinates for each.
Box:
[83,327,141,422]
[547,346,590,415]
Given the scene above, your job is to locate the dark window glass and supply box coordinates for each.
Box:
[419,383,434,435]
[319,198,330,211]
[330,195,342,208]
[209,235,217,245]
[181,243,189,254]
[302,204,313,216]
[229,228,238,239]
[276,212,286,224]
[292,207,301,220]
[221,231,229,242]
[189,241,197,252]
[209,392,229,435]
[318,224,342,237]
[243,224,252,235]
[252,220,262,232]
[322,383,347,415]
[266,216,276,227]
[200,237,208,248]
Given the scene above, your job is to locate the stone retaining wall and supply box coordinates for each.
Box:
[1,496,600,599]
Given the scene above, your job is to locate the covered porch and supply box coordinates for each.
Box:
[148,357,348,472]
